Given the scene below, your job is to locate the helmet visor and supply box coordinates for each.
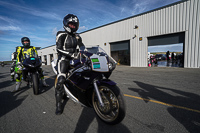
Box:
[22,40,30,47]
[68,22,76,29]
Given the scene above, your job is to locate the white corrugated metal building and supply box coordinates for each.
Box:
[38,0,200,68]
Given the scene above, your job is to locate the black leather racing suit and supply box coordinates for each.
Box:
[55,31,85,113]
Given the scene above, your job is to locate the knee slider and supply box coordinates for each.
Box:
[55,87,64,94]
[58,76,66,84]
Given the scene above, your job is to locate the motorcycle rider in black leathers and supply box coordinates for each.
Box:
[55,14,85,115]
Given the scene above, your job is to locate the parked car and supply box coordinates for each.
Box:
[155,54,167,61]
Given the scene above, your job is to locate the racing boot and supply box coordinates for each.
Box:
[55,84,64,115]
[12,82,21,92]
[42,79,49,87]
[56,102,63,115]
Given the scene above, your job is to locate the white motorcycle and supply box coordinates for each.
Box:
[52,46,126,125]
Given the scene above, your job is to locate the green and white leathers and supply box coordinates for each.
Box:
[12,37,49,92]
[15,46,39,81]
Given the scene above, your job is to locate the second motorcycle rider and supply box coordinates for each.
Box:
[55,14,85,115]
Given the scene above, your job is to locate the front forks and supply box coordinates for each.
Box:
[93,79,104,107]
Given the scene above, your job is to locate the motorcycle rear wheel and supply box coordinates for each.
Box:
[92,84,126,125]
[32,73,39,95]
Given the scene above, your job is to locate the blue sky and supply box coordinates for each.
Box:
[0,0,181,61]
[148,43,183,53]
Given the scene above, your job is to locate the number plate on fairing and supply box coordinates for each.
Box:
[93,63,100,69]
[90,55,109,72]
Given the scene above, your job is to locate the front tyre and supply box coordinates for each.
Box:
[92,84,126,125]
[32,73,39,95]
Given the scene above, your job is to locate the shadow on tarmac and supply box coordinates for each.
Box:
[0,80,15,89]
[74,107,131,133]
[0,72,10,79]
[39,76,55,94]
[0,88,28,117]
[128,81,200,133]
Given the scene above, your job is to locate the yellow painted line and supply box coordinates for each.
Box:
[41,78,200,114]
[124,94,200,114]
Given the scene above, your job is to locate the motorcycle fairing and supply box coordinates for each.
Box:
[64,80,93,107]
[68,70,99,90]
[22,48,41,69]
[22,57,41,69]
[97,79,117,86]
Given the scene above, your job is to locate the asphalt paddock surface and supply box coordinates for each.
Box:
[0,65,200,133]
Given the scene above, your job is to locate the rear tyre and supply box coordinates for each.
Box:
[32,73,39,95]
[92,84,126,125]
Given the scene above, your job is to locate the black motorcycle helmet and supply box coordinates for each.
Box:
[63,14,79,34]
[21,37,30,48]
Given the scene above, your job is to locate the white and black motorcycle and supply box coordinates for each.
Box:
[51,46,126,125]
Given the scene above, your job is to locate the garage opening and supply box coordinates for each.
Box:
[148,32,185,67]
[110,40,130,65]
[43,55,47,65]
[50,54,53,61]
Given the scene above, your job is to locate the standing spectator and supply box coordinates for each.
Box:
[166,51,170,61]
[172,52,175,64]
[180,52,184,67]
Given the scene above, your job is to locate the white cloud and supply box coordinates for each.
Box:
[121,8,125,14]
[0,15,15,23]
[79,26,88,32]
[0,26,21,31]
[51,27,58,35]
[0,1,61,20]
[31,10,61,20]
[131,1,149,15]
[0,15,21,31]
[0,37,19,43]
[29,35,50,42]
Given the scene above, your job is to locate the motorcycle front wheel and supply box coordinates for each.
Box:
[92,84,126,125]
[32,73,39,95]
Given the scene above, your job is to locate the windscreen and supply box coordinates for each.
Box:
[84,46,107,55]
[24,49,38,59]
